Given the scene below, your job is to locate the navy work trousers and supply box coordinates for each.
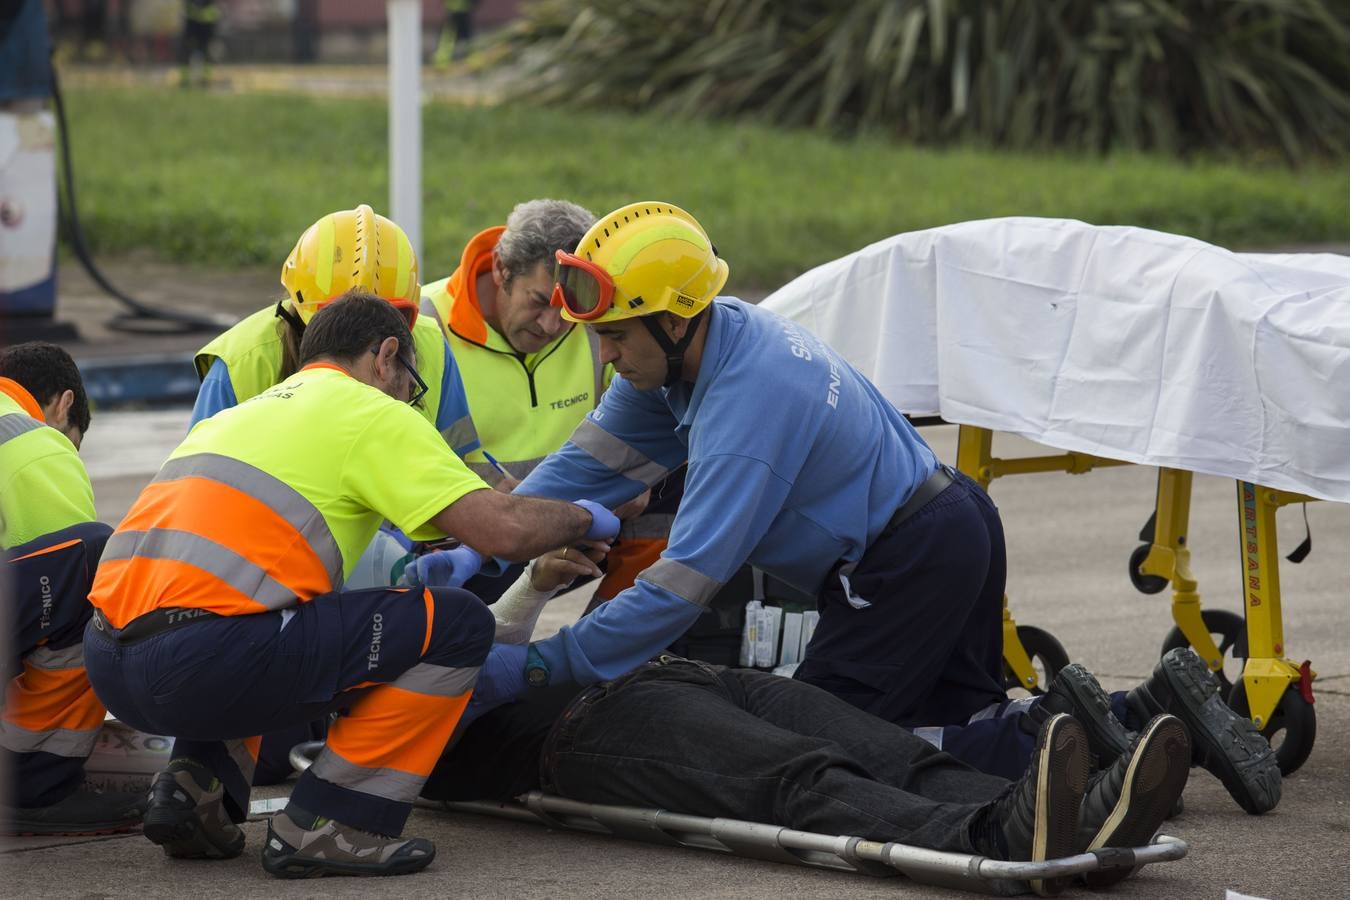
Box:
[795,470,1008,729]
[543,659,1012,852]
[2,522,112,807]
[85,585,494,834]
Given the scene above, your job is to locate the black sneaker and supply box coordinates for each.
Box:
[3,789,146,836]
[979,712,1090,897]
[142,758,245,859]
[1126,648,1281,814]
[1077,714,1191,888]
[261,806,435,878]
[1038,664,1136,768]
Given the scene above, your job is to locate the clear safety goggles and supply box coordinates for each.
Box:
[550,250,616,321]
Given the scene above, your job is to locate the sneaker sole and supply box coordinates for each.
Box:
[1082,715,1190,888]
[1152,650,1281,814]
[143,804,245,860]
[1051,665,1134,764]
[1030,714,1090,898]
[261,846,436,879]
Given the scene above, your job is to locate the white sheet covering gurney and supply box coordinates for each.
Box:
[760,217,1350,502]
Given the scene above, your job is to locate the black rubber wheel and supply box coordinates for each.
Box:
[1129,544,1170,594]
[1161,608,1245,696]
[1004,625,1071,694]
[1228,679,1317,776]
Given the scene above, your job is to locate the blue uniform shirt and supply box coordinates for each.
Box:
[514,297,938,687]
[190,352,480,458]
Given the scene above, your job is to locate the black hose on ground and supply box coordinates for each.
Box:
[50,63,232,335]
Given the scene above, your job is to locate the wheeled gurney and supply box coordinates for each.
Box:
[762,217,1350,773]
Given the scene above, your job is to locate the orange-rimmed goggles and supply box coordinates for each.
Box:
[551,249,616,321]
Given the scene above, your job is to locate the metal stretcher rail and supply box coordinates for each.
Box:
[288,742,1187,895]
[436,792,1188,896]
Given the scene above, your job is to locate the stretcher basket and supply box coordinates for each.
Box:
[287,742,1187,895]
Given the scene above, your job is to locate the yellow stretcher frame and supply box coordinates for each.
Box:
[954,424,1318,773]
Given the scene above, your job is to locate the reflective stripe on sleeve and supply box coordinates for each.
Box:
[569,419,671,486]
[637,557,722,608]
[441,415,479,452]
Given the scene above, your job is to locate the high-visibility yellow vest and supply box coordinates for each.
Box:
[194,304,454,440]
[91,364,487,628]
[421,227,608,480]
[0,379,97,548]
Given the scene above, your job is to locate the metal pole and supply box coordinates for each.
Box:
[386,0,422,262]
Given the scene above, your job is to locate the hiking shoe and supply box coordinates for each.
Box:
[4,789,146,836]
[1038,664,1136,768]
[260,806,435,878]
[1077,714,1191,888]
[978,712,1090,897]
[1126,648,1281,814]
[142,758,245,859]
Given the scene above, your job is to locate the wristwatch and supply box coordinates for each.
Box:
[525,643,550,688]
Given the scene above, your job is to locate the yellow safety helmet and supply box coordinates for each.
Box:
[280,204,421,326]
[551,201,728,325]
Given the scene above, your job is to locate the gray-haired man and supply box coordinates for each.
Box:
[420,199,602,492]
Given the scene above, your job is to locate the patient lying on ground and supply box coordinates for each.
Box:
[420,547,1191,895]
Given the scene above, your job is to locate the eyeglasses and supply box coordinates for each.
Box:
[371,345,428,406]
[550,249,617,321]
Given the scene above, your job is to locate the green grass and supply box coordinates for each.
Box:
[64,86,1350,289]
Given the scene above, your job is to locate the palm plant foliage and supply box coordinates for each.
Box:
[493,0,1350,161]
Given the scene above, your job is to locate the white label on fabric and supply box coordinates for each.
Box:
[839,570,872,609]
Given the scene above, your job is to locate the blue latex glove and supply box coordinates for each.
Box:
[398,544,483,589]
[574,499,620,542]
[470,642,529,713]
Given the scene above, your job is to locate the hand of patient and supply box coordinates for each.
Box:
[529,541,609,592]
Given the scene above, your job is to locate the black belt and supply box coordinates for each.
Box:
[882,465,955,535]
[90,606,222,645]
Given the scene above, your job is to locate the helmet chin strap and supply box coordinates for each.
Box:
[275,298,307,335]
[639,310,706,387]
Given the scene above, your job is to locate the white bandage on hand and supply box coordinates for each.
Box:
[491,561,563,645]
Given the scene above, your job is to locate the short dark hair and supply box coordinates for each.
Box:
[298,290,414,368]
[0,342,91,433]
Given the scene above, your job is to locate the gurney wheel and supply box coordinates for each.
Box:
[1161,609,1245,696]
[1228,681,1316,776]
[1128,545,1169,594]
[1004,625,1070,693]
